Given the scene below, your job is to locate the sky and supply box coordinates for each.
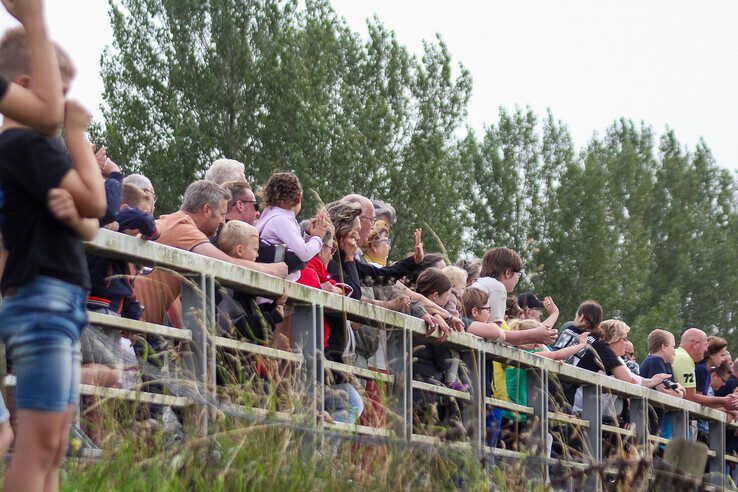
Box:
[2,1,737,173]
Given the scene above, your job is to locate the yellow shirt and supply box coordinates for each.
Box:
[672,346,696,389]
[492,320,511,401]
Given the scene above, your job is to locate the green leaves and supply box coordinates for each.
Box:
[100,0,738,358]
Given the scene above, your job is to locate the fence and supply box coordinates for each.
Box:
[40,229,738,490]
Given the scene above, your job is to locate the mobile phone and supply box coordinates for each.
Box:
[274,244,285,263]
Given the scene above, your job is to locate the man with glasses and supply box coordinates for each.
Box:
[223,180,260,225]
[673,328,738,412]
[622,340,640,375]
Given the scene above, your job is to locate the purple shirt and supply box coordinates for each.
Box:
[256,206,321,280]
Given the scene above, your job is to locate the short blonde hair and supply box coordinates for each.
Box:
[218,221,258,254]
[647,329,674,354]
[442,266,468,289]
[507,319,539,332]
[0,27,75,81]
[122,183,147,209]
[593,319,630,344]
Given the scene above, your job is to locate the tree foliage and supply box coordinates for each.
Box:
[99,0,738,357]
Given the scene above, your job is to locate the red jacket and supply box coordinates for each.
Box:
[297,256,335,347]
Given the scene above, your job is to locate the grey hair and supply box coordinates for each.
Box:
[205,159,246,185]
[326,200,362,240]
[123,173,154,192]
[300,219,334,245]
[371,199,396,225]
[181,180,232,213]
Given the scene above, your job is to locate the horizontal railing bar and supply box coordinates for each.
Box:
[218,402,300,423]
[326,421,392,437]
[323,360,394,383]
[412,381,471,400]
[549,412,590,428]
[213,336,304,363]
[648,435,670,445]
[484,397,535,415]
[84,230,732,424]
[602,424,636,438]
[484,446,525,460]
[80,384,190,407]
[4,375,189,407]
[548,457,589,469]
[88,311,193,341]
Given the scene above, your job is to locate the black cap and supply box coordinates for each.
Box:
[517,292,545,310]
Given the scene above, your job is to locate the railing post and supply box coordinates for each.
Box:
[581,384,603,491]
[630,397,649,449]
[708,419,726,488]
[669,409,689,440]
[387,318,413,442]
[180,273,211,437]
[462,347,485,460]
[526,367,550,483]
[293,303,324,432]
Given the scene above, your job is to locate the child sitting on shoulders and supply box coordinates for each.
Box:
[255,172,329,281]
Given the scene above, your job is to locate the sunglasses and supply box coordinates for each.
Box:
[240,199,260,212]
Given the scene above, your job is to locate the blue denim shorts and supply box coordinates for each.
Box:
[0,276,86,412]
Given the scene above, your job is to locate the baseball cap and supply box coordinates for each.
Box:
[517,292,545,310]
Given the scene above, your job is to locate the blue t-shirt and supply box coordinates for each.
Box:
[695,362,710,396]
[640,354,674,438]
[640,354,674,381]
[716,374,738,397]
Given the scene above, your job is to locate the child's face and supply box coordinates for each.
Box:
[472,306,491,323]
[501,269,521,292]
[241,236,260,262]
[432,289,452,307]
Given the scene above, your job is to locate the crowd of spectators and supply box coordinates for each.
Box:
[73,154,738,456]
[0,3,737,488]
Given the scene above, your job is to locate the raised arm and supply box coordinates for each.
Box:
[538,332,589,360]
[58,100,106,218]
[0,0,64,134]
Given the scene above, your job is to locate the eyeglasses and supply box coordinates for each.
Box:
[240,199,260,212]
[379,238,393,247]
[322,243,337,254]
[477,306,491,312]
[144,189,157,204]
[624,352,635,357]
[361,215,377,225]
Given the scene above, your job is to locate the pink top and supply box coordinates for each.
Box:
[256,206,322,280]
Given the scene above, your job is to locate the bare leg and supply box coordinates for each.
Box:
[0,420,13,455]
[42,405,76,492]
[3,408,70,492]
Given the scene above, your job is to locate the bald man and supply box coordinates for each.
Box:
[623,340,640,375]
[673,328,738,410]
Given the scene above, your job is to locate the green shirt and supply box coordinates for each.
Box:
[503,347,543,422]
[672,346,696,389]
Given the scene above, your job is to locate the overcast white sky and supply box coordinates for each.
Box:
[2,1,737,172]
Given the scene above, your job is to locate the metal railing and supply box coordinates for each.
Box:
[54,229,737,489]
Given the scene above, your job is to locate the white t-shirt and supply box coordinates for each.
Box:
[471,276,507,322]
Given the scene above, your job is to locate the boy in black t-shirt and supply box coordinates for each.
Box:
[0,9,106,490]
[0,0,73,468]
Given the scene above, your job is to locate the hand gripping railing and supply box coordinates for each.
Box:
[68,229,736,490]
